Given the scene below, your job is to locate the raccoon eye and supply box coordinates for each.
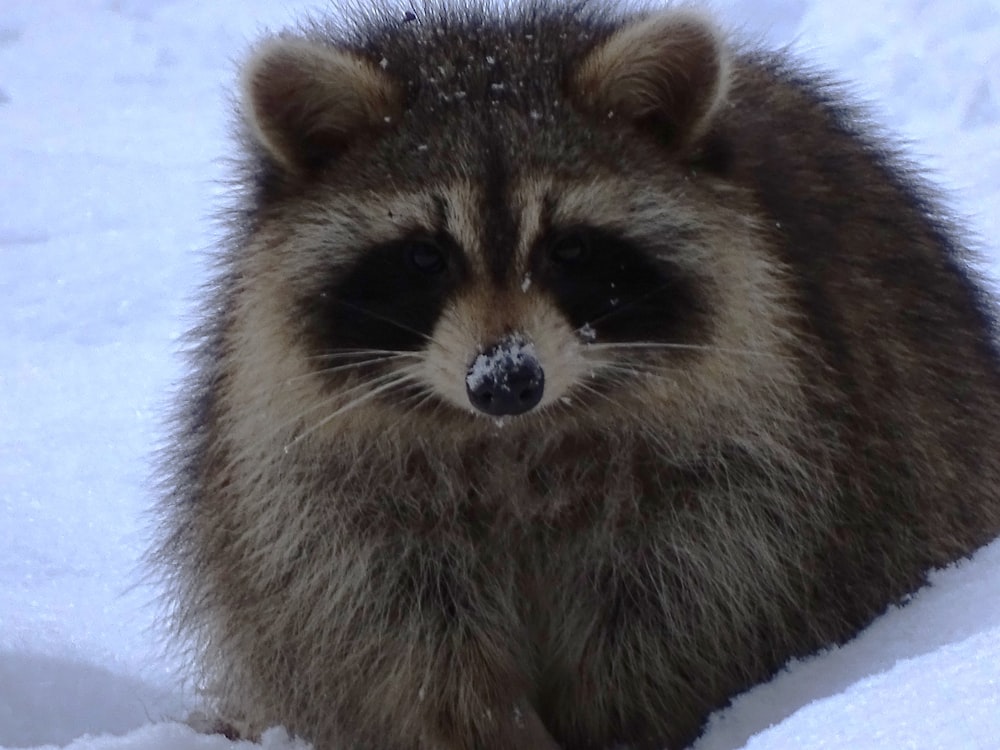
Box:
[549,232,591,265]
[406,241,448,275]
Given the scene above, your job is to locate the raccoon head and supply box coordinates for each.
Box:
[234,7,793,440]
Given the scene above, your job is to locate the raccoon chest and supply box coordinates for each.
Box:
[357,436,671,534]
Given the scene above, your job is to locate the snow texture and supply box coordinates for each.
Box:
[466,339,538,390]
[2,0,1000,748]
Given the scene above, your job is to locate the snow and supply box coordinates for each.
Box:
[466,339,538,390]
[6,726,310,750]
[695,543,1000,749]
[2,1,999,749]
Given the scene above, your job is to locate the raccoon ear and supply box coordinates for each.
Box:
[241,37,403,175]
[570,11,730,150]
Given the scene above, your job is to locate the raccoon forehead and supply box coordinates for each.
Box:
[273,182,481,263]
[326,2,615,104]
[273,174,708,282]
[514,176,706,241]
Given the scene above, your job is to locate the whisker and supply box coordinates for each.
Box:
[330,299,432,343]
[306,349,423,362]
[582,341,784,359]
[570,376,685,445]
[571,280,677,331]
[593,362,682,381]
[586,358,803,391]
[284,370,421,452]
[572,379,628,412]
[275,369,413,437]
[395,386,440,417]
[284,354,419,384]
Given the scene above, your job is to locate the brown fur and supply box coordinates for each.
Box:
[156,2,1000,749]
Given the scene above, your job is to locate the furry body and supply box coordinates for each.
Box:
[157,2,1000,748]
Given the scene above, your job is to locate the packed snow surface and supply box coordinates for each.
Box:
[2,1,999,748]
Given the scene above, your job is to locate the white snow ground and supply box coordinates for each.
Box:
[2,1,999,748]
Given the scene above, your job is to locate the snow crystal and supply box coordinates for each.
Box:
[466,339,538,391]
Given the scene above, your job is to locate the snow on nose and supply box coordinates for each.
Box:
[466,337,545,416]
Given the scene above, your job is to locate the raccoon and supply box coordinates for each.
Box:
[156,1,1000,748]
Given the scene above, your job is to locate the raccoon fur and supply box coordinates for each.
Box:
[156,1,1000,748]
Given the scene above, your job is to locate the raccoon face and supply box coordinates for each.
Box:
[238,9,790,432]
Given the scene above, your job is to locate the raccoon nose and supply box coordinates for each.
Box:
[466,339,545,417]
